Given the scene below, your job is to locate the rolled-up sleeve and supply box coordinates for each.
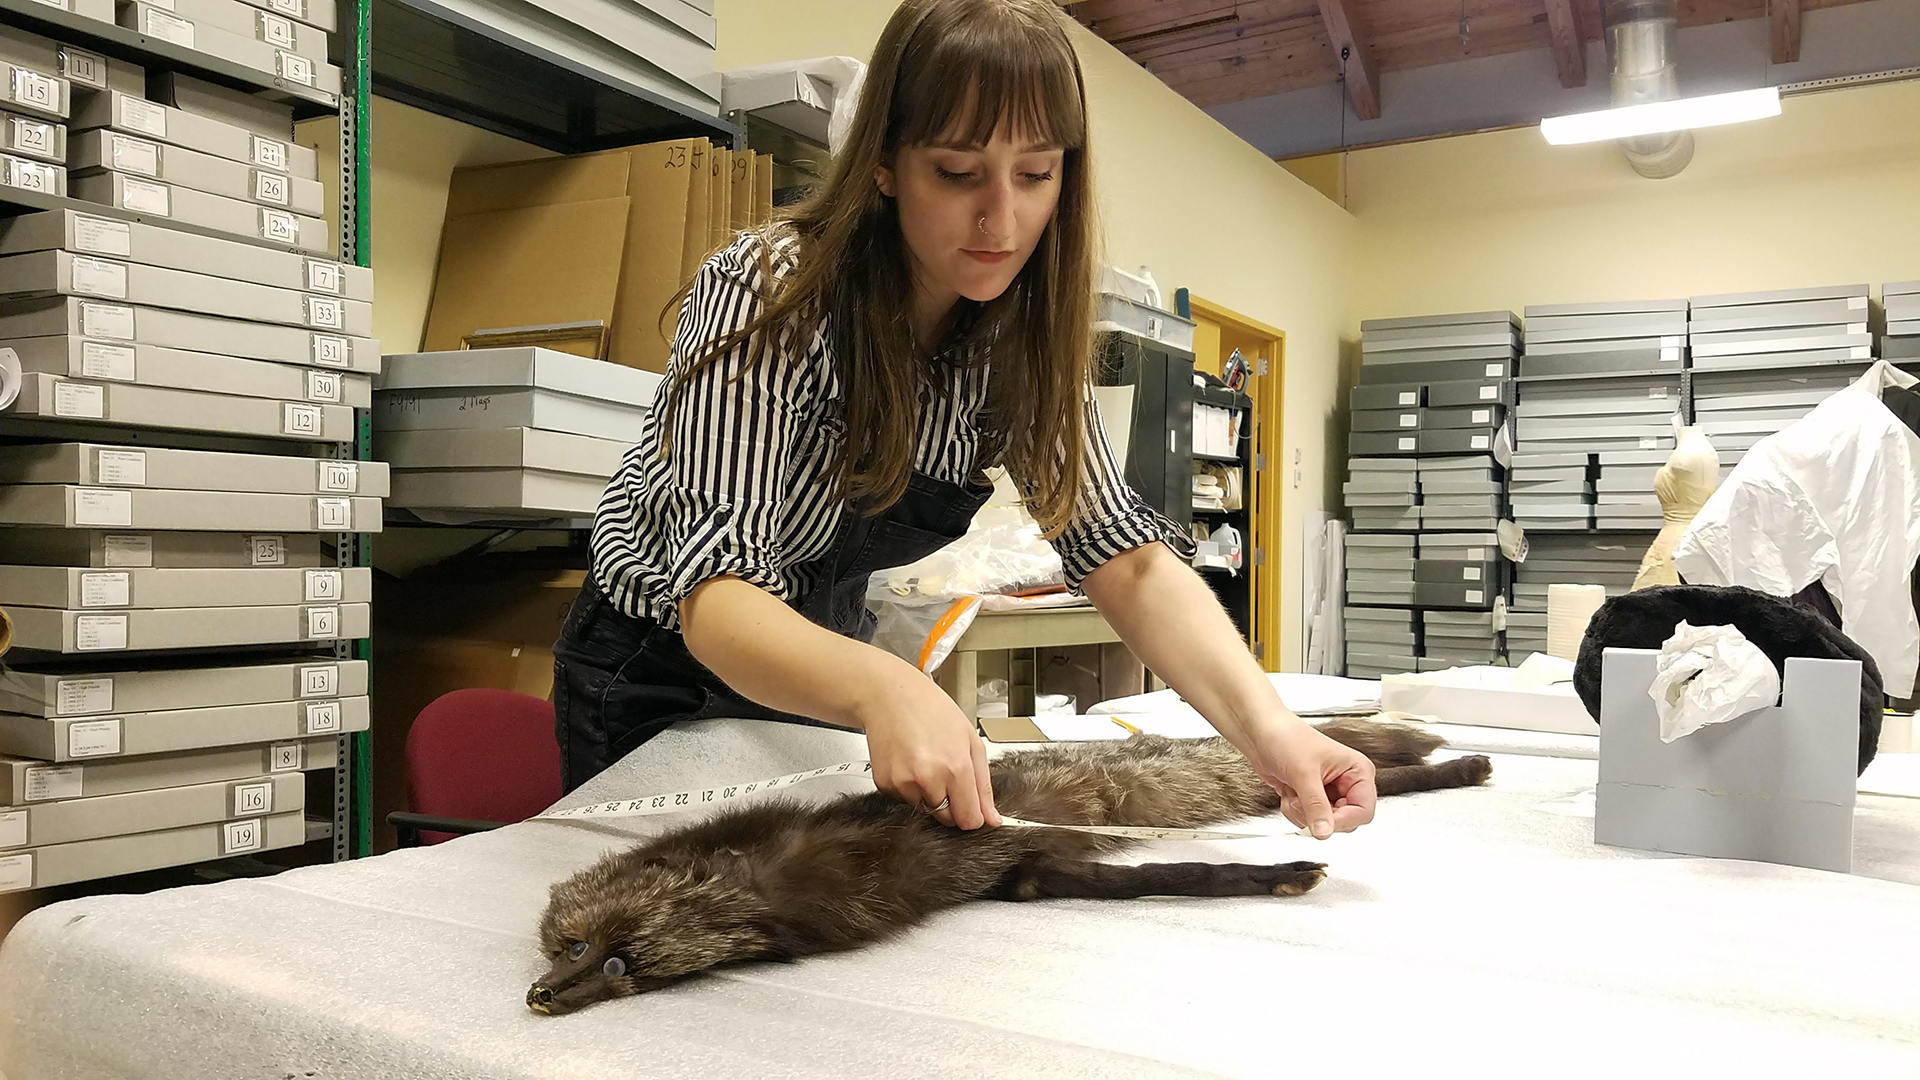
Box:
[1043,391,1197,589]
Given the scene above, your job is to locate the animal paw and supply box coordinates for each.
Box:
[1262,861,1328,897]
[1455,755,1494,785]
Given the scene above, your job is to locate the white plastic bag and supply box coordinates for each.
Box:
[1647,621,1781,743]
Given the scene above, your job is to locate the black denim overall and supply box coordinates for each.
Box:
[551,473,994,792]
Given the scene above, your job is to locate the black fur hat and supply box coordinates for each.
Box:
[1572,584,1884,775]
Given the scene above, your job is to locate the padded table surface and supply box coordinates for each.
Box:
[3,717,1918,1078]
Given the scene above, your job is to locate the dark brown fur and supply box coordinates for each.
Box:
[529,719,1491,1014]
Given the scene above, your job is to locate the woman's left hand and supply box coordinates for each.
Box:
[1239,717,1377,839]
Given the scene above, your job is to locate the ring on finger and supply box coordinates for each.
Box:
[927,795,951,814]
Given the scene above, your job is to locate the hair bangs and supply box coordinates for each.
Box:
[889,0,1085,153]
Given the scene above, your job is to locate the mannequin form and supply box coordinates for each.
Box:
[1634,426,1720,590]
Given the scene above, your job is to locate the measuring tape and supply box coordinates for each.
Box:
[534,759,1276,841]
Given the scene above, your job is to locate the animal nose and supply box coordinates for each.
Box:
[527,984,556,1013]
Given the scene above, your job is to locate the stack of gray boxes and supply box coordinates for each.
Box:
[1344,311,1516,676]
[0,21,141,202]
[1511,533,1644,616]
[1882,280,1919,362]
[1417,529,1502,669]
[1688,285,1875,465]
[0,199,377,891]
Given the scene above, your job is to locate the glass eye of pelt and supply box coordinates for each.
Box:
[567,941,589,961]
[603,956,627,978]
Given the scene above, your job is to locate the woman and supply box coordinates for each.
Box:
[552,0,1377,840]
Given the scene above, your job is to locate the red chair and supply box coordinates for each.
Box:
[388,688,563,846]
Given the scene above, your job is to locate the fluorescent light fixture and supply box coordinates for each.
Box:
[1540,87,1782,145]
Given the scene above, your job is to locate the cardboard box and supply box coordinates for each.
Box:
[231,0,335,34]
[0,657,368,717]
[0,249,365,331]
[1,771,303,848]
[0,485,381,533]
[729,150,752,231]
[0,209,371,299]
[71,90,318,179]
[0,443,390,497]
[0,296,378,372]
[0,151,65,196]
[0,811,305,893]
[0,565,372,609]
[2,602,371,655]
[375,347,660,441]
[0,529,333,568]
[135,0,330,67]
[72,129,324,215]
[0,60,70,122]
[8,336,375,407]
[117,3,341,97]
[708,143,729,251]
[0,109,66,164]
[8,372,357,442]
[0,737,336,805]
[72,170,330,254]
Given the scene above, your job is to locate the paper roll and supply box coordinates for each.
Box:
[1547,584,1608,661]
[0,346,19,411]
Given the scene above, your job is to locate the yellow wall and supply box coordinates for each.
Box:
[1342,79,1920,319]
[719,0,1360,671]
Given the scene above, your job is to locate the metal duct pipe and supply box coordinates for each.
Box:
[1605,0,1694,179]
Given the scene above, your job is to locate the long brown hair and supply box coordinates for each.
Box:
[662,0,1098,536]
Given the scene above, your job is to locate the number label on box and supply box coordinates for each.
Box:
[299,664,337,698]
[0,854,33,894]
[306,369,343,404]
[259,207,298,245]
[1397,437,1415,451]
[305,607,339,640]
[71,255,129,299]
[103,534,151,567]
[67,718,122,757]
[74,615,128,652]
[73,215,132,257]
[4,157,57,194]
[11,69,59,113]
[143,9,197,49]
[305,295,344,330]
[314,498,351,530]
[1398,414,1416,428]
[304,700,341,734]
[221,819,263,855]
[74,487,133,527]
[269,742,303,772]
[11,117,53,155]
[266,0,304,15]
[79,572,130,608]
[317,460,357,492]
[1466,589,1485,604]
[305,260,343,294]
[23,765,82,801]
[276,51,315,87]
[1471,435,1490,450]
[251,135,288,172]
[253,168,289,206]
[258,11,297,49]
[80,302,135,340]
[58,47,102,87]
[53,381,105,419]
[55,678,113,716]
[311,334,349,368]
[1464,566,1483,582]
[232,782,273,816]
[304,569,342,602]
[282,402,321,436]
[248,534,286,566]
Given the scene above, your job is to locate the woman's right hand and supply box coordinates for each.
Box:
[854,656,1002,831]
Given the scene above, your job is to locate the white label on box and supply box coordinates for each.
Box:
[24,764,83,801]
[258,11,297,49]
[259,207,298,245]
[221,819,263,855]
[59,48,103,87]
[10,69,58,113]
[1397,391,1415,406]
[1398,414,1416,428]
[1397,437,1416,451]
[1641,437,1660,449]
[73,216,133,257]
[4,157,56,194]
[306,370,342,404]
[314,498,351,530]
[233,782,273,816]
[70,255,130,299]
[75,487,133,527]
[283,402,321,436]
[68,718,122,757]
[110,133,161,178]
[11,117,53,155]
[1467,547,1487,561]
[122,176,171,216]
[1847,322,1868,335]
[1466,589,1485,604]
[317,460,357,492]
[1472,409,1492,423]
[33,0,72,11]
[305,260,343,295]
[304,569,342,601]
[74,615,128,652]
[249,535,285,566]
[119,97,168,139]
[299,664,337,698]
[82,342,136,381]
[250,135,288,172]
[145,0,175,9]
[53,381,105,419]
[266,0,303,15]
[1471,435,1490,450]
[0,810,26,849]
[304,700,340,734]
[1650,387,1669,399]
[269,742,303,772]
[1479,386,1498,401]
[305,606,339,640]
[81,302,135,340]
[1464,566,1483,582]
[276,51,315,87]
[0,854,32,893]
[103,534,152,567]
[253,168,289,206]
[305,296,344,330]
[310,335,349,368]
[56,678,114,716]
[96,449,147,486]
[80,572,130,608]
[144,9,196,47]
[1484,364,1503,377]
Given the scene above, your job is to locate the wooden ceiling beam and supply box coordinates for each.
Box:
[1543,0,1587,87]
[1314,0,1380,120]
[1771,0,1802,63]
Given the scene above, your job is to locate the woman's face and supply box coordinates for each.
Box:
[877,121,1065,310]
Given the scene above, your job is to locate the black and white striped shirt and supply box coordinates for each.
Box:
[591,230,1190,630]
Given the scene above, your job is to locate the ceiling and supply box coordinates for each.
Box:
[1065,0,1878,131]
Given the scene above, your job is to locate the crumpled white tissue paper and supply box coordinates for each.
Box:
[1648,620,1781,742]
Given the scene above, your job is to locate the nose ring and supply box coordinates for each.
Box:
[978,216,987,234]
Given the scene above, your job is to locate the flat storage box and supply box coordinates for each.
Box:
[1688,295,1869,332]
[1414,581,1496,609]
[0,485,380,533]
[0,695,367,761]
[70,90,318,180]
[1691,283,1868,309]
[130,0,330,64]
[72,170,329,254]
[5,372,355,442]
[0,23,121,82]
[0,811,304,893]
[0,737,335,805]
[8,336,373,408]
[0,151,65,197]
[1359,358,1514,385]
[1349,432,1422,457]
[1689,327,1871,358]
[0,60,70,122]
[1351,384,1422,410]
[1362,310,1520,333]
[227,0,338,36]
[0,529,333,568]
[1525,311,1690,340]
[3,602,370,654]
[0,296,377,373]
[0,210,371,300]
[0,565,371,609]
[388,470,605,517]
[57,44,147,94]
[72,129,324,216]
[0,657,367,717]
[0,443,388,497]
[1418,429,1499,454]
[1,772,302,848]
[1415,559,1497,585]
[148,71,295,139]
[1351,409,1421,433]
[1381,667,1598,736]
[0,249,367,333]
[1525,299,1687,319]
[1095,292,1195,353]
[1689,346,1873,371]
[1422,405,1503,430]
[1362,341,1517,366]
[116,3,341,98]
[1425,381,1507,407]
[1520,349,1683,378]
[0,108,66,164]
[375,348,662,442]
